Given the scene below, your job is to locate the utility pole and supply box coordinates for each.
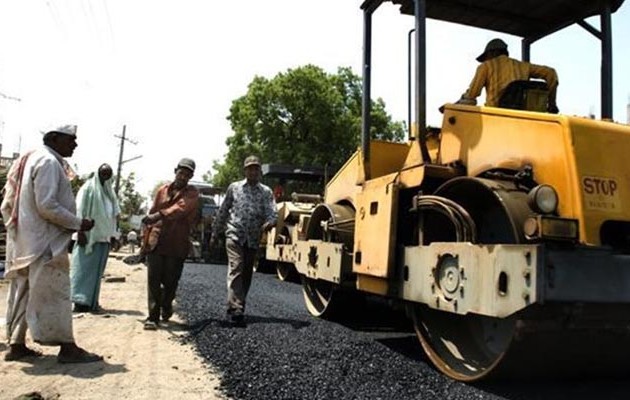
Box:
[0,90,22,156]
[114,125,141,195]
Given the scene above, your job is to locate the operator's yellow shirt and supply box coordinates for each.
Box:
[463,55,558,107]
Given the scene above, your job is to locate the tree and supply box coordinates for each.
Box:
[115,172,146,237]
[119,172,146,219]
[202,170,213,184]
[70,174,88,196]
[212,65,405,188]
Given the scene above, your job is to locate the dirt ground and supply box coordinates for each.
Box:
[0,254,225,400]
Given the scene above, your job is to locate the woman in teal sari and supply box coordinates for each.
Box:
[70,164,120,312]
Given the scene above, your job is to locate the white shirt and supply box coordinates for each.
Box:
[1,146,81,276]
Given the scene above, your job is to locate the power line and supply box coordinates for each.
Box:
[44,0,66,38]
[86,0,103,47]
[80,0,96,39]
[101,0,116,49]
[0,91,21,102]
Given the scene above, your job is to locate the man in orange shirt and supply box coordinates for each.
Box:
[459,38,559,113]
[141,158,199,330]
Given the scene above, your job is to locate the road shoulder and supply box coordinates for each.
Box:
[0,256,225,400]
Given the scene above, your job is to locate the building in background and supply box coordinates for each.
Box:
[0,143,18,277]
[0,143,19,169]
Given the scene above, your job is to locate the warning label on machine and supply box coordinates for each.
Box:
[581,176,621,212]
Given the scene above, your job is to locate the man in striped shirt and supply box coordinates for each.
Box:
[459,38,559,113]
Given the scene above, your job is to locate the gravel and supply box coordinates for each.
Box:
[176,263,630,400]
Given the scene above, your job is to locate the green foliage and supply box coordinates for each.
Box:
[212,65,405,188]
[70,174,88,196]
[118,219,133,237]
[202,170,213,183]
[119,172,146,218]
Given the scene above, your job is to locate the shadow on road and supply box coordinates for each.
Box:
[91,308,145,317]
[476,378,630,400]
[334,294,414,333]
[21,357,128,378]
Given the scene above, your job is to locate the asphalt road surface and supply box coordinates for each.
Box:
[176,263,630,400]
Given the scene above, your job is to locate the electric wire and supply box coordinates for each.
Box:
[101,0,116,49]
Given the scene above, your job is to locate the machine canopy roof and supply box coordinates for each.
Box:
[381,0,624,40]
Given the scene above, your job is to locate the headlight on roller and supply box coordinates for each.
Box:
[523,215,579,242]
[528,184,558,214]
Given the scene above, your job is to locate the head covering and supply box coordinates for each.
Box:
[176,158,196,173]
[243,155,261,168]
[76,168,121,255]
[476,38,508,62]
[41,124,78,138]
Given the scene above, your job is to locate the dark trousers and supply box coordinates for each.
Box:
[147,253,185,322]
[226,238,258,314]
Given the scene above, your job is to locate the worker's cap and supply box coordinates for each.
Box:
[476,38,508,62]
[176,157,196,173]
[41,124,78,138]
[243,155,261,168]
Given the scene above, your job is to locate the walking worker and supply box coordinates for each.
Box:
[70,163,120,313]
[211,155,277,326]
[1,123,102,363]
[141,158,199,330]
[127,230,138,253]
[458,38,559,112]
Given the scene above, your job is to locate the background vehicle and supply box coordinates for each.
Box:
[271,0,630,381]
[189,182,226,264]
[260,164,326,280]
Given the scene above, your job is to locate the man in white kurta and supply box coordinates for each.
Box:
[2,124,102,363]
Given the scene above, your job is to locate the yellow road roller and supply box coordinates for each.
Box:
[266,0,630,381]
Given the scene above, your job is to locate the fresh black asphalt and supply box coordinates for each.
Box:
[175,263,630,400]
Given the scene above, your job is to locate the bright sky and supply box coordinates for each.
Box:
[0,1,629,198]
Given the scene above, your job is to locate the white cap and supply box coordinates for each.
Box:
[41,124,78,137]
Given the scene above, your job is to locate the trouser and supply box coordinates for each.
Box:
[226,238,258,314]
[146,253,185,322]
[5,252,75,345]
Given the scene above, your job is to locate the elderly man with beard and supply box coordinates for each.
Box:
[141,158,199,330]
[2,124,102,363]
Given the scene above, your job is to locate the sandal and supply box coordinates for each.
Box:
[4,345,43,361]
[143,320,158,330]
[57,347,103,364]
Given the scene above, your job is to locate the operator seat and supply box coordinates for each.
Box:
[498,80,550,112]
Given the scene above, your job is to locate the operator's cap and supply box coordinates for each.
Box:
[41,124,78,138]
[176,157,196,173]
[243,155,261,168]
[476,38,508,62]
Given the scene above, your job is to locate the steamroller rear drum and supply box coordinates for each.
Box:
[301,203,355,317]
